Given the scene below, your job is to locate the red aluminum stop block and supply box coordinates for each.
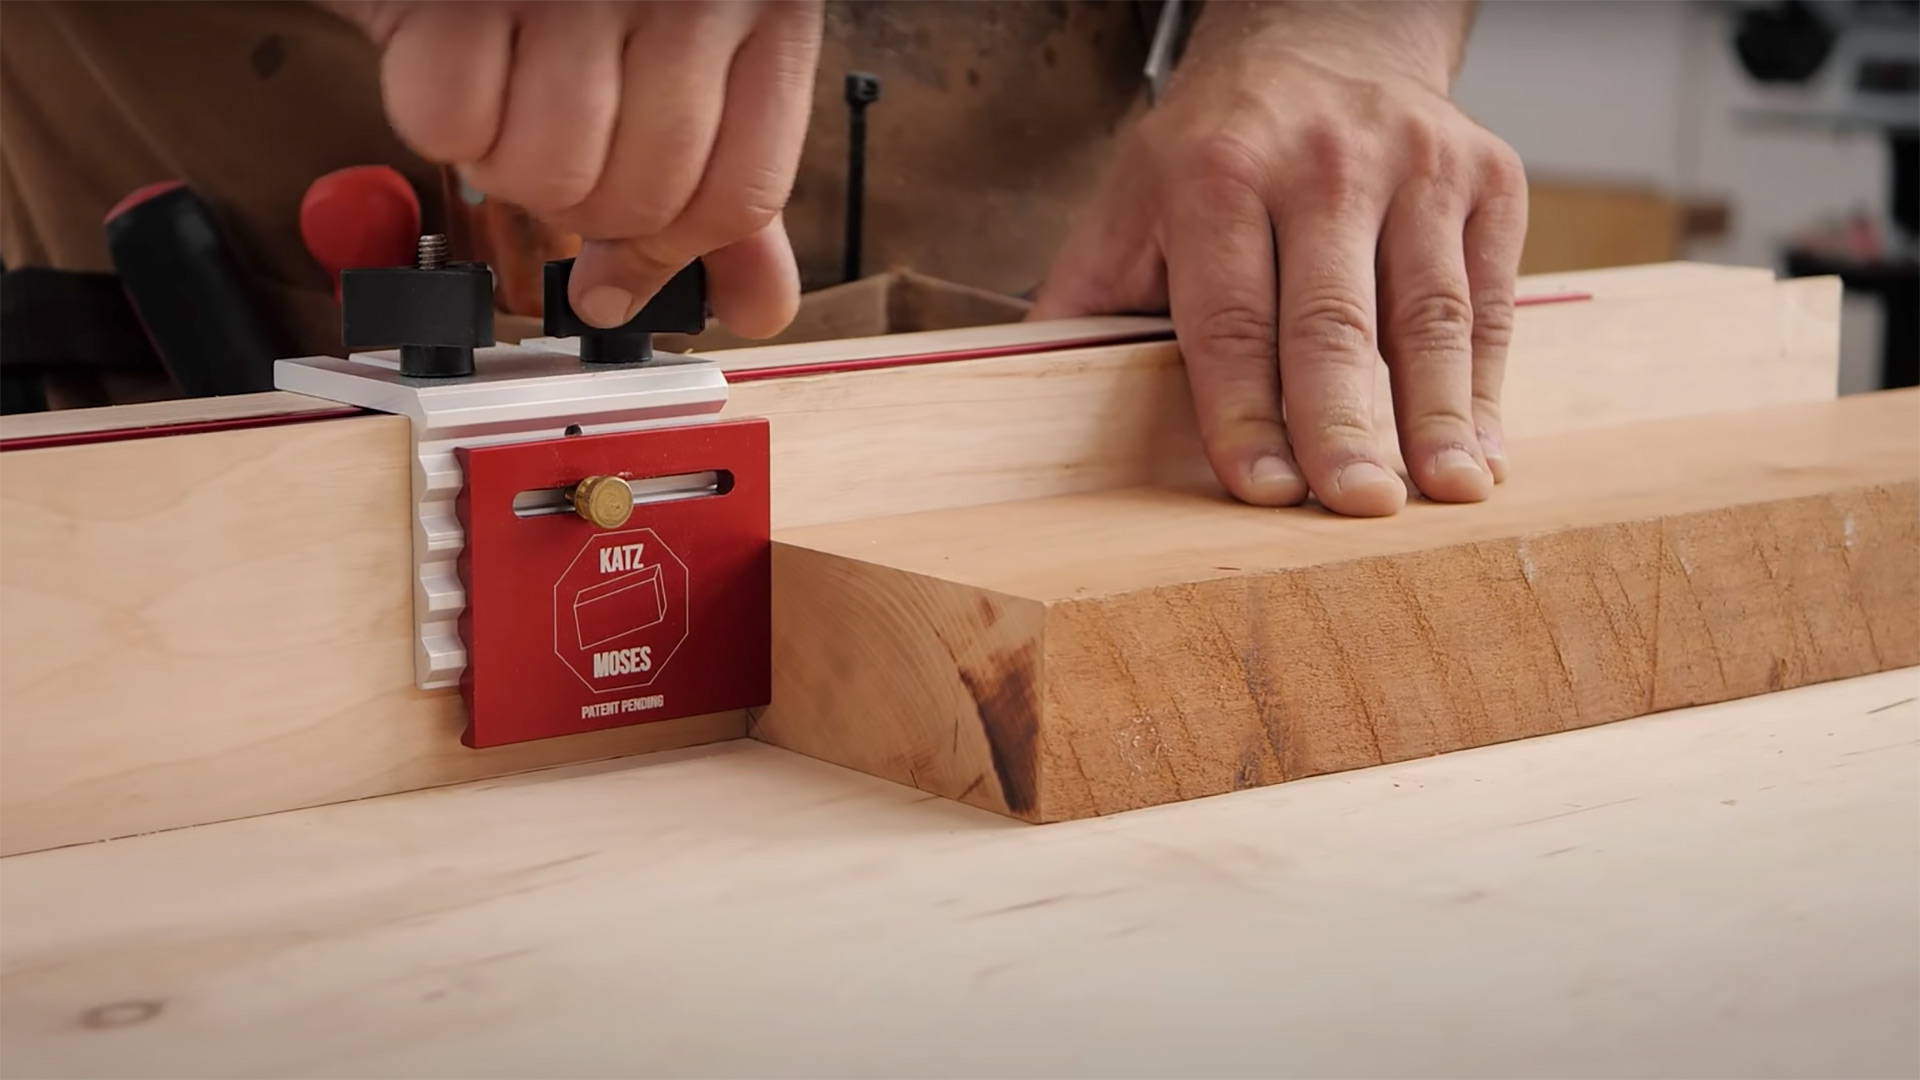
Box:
[455,419,770,748]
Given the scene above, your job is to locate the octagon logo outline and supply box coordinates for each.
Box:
[552,526,691,693]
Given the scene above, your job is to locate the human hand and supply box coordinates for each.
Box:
[1032,1,1527,516]
[328,0,823,337]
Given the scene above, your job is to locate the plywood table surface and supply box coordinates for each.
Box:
[3,669,1916,1079]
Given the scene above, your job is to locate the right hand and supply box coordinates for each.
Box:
[328,0,824,338]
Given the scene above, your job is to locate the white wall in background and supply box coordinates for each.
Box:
[1454,0,1696,188]
[1453,0,1892,387]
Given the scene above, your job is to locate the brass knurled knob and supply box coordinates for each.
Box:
[570,476,634,529]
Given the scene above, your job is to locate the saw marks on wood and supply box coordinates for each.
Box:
[758,391,1920,821]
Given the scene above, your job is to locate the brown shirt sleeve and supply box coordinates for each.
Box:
[0,0,445,355]
[2,1,1149,358]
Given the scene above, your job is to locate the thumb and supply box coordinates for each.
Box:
[1029,183,1165,321]
[567,237,687,329]
[568,219,800,337]
[1029,232,1165,321]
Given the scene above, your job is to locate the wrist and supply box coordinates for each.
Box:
[1182,1,1472,95]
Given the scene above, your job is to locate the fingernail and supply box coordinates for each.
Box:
[1244,454,1307,505]
[577,285,638,328]
[1333,461,1398,496]
[1432,447,1485,480]
[1249,454,1301,489]
[1478,428,1508,483]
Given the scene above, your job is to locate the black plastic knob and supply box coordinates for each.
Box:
[340,261,494,378]
[543,258,706,365]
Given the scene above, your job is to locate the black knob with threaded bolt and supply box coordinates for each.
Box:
[339,232,494,378]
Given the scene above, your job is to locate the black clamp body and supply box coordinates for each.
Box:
[341,261,494,378]
[543,258,707,365]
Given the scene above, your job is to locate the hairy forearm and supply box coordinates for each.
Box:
[1184,1,1476,93]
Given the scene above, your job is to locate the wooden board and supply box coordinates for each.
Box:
[0,414,747,856]
[0,315,1165,446]
[0,261,1814,446]
[0,266,1845,853]
[2,670,1914,1078]
[757,391,1920,820]
[0,390,345,444]
[750,273,1840,528]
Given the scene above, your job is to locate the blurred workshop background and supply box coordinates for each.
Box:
[1460,0,1917,394]
[0,0,1913,411]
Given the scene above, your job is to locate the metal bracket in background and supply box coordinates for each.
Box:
[274,345,728,690]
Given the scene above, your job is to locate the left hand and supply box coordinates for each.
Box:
[1032,1,1528,516]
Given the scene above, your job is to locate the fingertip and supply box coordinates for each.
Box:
[705,219,800,339]
[1319,460,1407,517]
[1485,452,1510,485]
[718,288,798,340]
[1230,453,1310,507]
[570,240,673,329]
[1415,446,1495,504]
[573,285,640,329]
[1478,427,1510,484]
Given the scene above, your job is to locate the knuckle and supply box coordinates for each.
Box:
[574,190,683,240]
[518,170,601,216]
[701,169,789,240]
[1482,141,1528,195]
[1470,298,1516,354]
[1286,289,1375,357]
[1187,303,1276,364]
[621,199,683,239]
[1403,409,1478,446]
[765,21,825,85]
[655,1,734,40]
[1178,132,1270,193]
[1299,121,1365,203]
[704,203,780,246]
[1198,396,1286,449]
[391,103,491,165]
[1211,400,1283,432]
[1311,407,1376,451]
[1398,116,1451,182]
[1390,288,1474,359]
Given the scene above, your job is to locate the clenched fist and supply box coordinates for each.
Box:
[328,0,823,337]
[1035,1,1527,516]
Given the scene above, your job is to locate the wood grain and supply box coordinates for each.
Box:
[0,390,343,443]
[0,418,744,856]
[757,391,1920,820]
[1,261,1811,444]
[2,671,1914,1079]
[0,265,1849,852]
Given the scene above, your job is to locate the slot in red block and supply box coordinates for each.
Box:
[456,420,770,748]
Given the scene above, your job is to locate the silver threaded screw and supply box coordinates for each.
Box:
[416,233,448,270]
